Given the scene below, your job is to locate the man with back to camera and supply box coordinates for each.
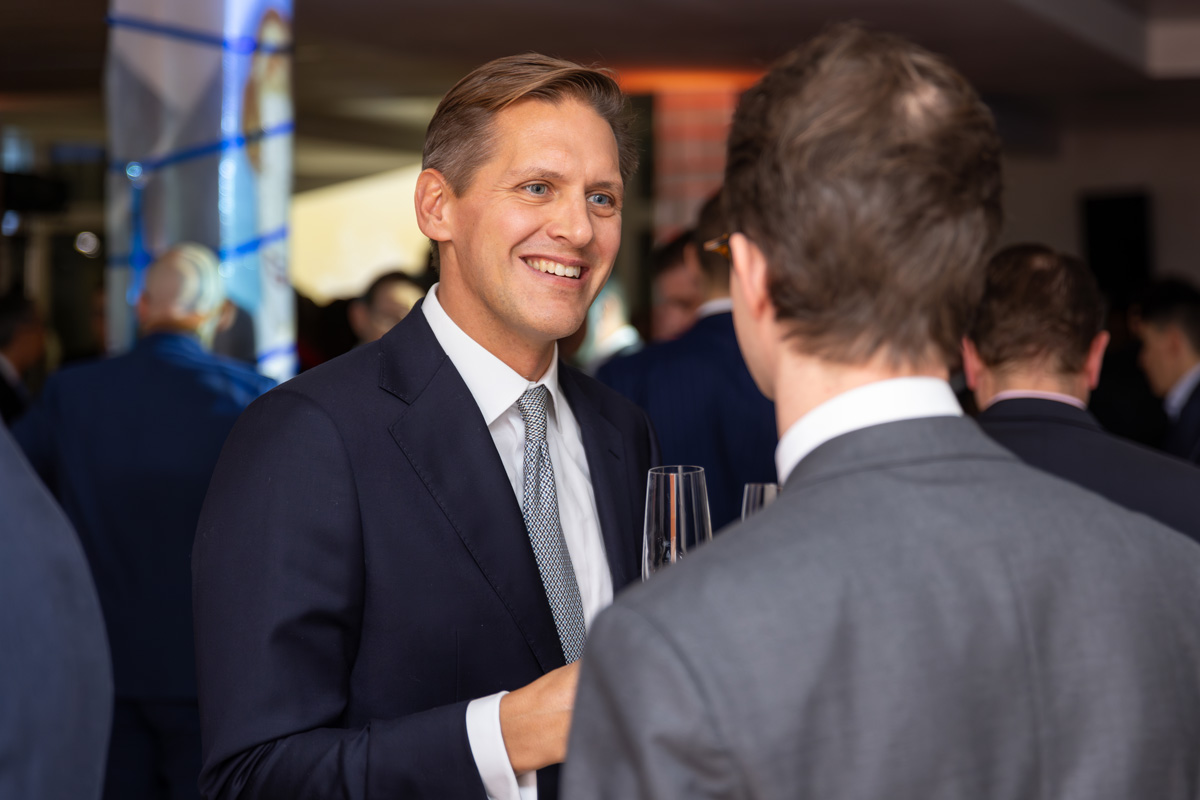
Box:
[598,192,777,528]
[564,24,1200,800]
[963,243,1200,543]
[192,54,657,799]
[13,243,274,800]
[1135,278,1200,463]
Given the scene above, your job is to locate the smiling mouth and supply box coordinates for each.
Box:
[525,257,583,280]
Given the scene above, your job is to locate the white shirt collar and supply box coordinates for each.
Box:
[775,377,963,484]
[987,389,1087,411]
[1166,362,1200,421]
[696,297,733,320]
[420,283,564,432]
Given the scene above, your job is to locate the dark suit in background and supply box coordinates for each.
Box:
[193,309,656,799]
[1164,383,1200,463]
[13,332,273,800]
[979,397,1200,543]
[598,311,776,529]
[0,371,27,425]
[0,424,112,800]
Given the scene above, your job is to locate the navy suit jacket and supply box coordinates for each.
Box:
[192,305,657,800]
[13,333,274,700]
[0,424,112,799]
[978,397,1200,543]
[1164,383,1200,464]
[597,311,776,529]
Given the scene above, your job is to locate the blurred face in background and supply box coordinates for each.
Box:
[1138,322,1186,396]
[651,253,703,342]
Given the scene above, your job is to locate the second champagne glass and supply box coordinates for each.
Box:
[643,465,713,580]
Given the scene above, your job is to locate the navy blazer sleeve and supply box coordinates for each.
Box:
[193,388,484,799]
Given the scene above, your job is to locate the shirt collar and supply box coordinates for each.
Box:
[421,283,564,431]
[696,297,733,320]
[987,389,1087,410]
[775,377,963,485]
[1166,362,1200,421]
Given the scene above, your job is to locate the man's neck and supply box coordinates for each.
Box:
[772,351,948,437]
[977,369,1088,410]
[434,283,555,382]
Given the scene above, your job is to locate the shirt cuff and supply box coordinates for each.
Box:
[466,692,538,800]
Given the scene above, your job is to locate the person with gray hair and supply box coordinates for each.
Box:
[13,242,274,800]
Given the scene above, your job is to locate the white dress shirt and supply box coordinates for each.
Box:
[1166,362,1200,421]
[422,285,611,800]
[696,297,734,319]
[775,377,964,485]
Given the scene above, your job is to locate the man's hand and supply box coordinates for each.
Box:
[499,661,581,774]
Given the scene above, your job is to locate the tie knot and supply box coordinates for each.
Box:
[518,385,550,428]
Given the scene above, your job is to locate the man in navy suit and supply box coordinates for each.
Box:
[14,243,274,800]
[963,244,1200,542]
[192,54,656,800]
[599,192,776,528]
[1135,278,1200,464]
[0,424,112,800]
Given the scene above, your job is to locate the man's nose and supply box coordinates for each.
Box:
[546,195,594,249]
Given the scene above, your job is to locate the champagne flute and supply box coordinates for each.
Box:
[741,482,780,520]
[643,466,713,580]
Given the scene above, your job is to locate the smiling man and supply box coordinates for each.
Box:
[193,55,656,800]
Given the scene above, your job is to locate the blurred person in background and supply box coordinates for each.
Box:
[0,293,46,425]
[0,424,112,800]
[964,243,1200,542]
[598,191,776,528]
[1134,278,1200,463]
[347,269,427,345]
[13,243,274,800]
[647,230,704,342]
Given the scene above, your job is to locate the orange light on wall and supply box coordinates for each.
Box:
[614,69,763,94]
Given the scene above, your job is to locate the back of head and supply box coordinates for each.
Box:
[724,23,1003,367]
[423,53,637,196]
[694,191,730,292]
[140,243,225,339]
[1136,278,1200,355]
[968,244,1106,376]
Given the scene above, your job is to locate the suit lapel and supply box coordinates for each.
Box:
[381,306,565,673]
[560,367,639,591]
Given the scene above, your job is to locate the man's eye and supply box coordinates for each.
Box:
[589,193,613,207]
[525,183,549,196]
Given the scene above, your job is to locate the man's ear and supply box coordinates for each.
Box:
[414,168,453,242]
[961,337,982,391]
[1084,331,1110,390]
[729,233,770,321]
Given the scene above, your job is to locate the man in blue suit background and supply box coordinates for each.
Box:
[14,243,274,800]
[599,192,777,528]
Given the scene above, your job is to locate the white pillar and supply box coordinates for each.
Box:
[105,0,296,381]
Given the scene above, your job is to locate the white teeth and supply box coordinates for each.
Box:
[528,258,581,279]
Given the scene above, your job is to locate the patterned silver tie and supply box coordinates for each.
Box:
[517,385,587,663]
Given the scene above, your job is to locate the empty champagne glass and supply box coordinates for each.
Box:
[741,482,780,520]
[643,466,713,580]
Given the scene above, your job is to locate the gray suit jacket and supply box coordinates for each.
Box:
[563,416,1200,800]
